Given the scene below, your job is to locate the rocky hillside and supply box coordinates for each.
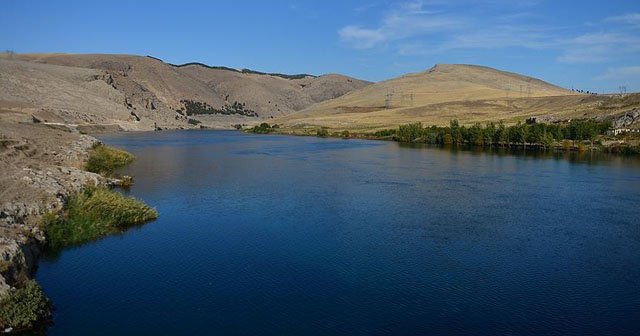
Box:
[0,53,370,130]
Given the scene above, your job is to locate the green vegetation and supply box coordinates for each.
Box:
[42,187,158,252]
[187,118,202,125]
[180,99,258,117]
[169,62,315,79]
[341,130,350,139]
[249,123,276,134]
[0,260,10,274]
[0,280,51,330]
[239,68,315,80]
[394,119,612,149]
[373,129,397,137]
[316,128,329,137]
[170,62,240,72]
[85,144,134,176]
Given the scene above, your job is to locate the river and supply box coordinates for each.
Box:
[36,130,640,335]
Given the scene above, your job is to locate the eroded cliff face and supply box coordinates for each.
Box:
[0,116,105,295]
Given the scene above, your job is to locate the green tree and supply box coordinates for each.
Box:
[398,122,423,142]
[450,120,462,144]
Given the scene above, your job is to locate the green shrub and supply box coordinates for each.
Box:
[85,144,134,176]
[316,128,329,137]
[341,130,350,139]
[42,187,158,252]
[0,280,51,330]
[250,123,273,134]
[187,118,202,125]
[373,129,396,137]
[397,122,423,142]
[0,260,10,274]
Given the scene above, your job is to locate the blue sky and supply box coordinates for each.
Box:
[1,0,639,92]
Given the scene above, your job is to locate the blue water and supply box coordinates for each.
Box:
[36,130,640,335]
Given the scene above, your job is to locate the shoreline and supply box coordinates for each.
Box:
[0,120,151,333]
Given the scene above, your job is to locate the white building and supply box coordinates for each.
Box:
[607,128,640,136]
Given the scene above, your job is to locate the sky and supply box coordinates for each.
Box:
[1,0,639,92]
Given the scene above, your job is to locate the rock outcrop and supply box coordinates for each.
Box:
[0,118,105,297]
[613,108,640,128]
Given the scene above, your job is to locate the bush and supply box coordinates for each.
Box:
[397,122,423,142]
[316,128,329,137]
[187,118,202,125]
[577,143,588,152]
[85,144,134,176]
[250,123,273,134]
[0,280,51,330]
[373,129,396,137]
[42,187,158,252]
[341,130,350,139]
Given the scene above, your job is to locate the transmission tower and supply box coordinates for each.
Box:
[619,86,627,96]
[384,92,394,109]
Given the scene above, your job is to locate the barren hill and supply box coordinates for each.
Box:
[0,53,370,130]
[277,64,628,131]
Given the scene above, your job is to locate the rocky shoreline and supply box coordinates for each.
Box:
[0,118,114,330]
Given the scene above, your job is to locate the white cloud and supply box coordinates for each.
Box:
[338,26,386,49]
[340,1,640,70]
[339,1,463,49]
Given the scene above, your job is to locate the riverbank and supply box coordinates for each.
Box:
[0,114,155,332]
[247,121,640,155]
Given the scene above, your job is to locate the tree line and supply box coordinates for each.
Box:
[393,119,612,148]
[179,99,258,117]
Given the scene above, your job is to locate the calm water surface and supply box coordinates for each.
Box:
[36,131,640,335]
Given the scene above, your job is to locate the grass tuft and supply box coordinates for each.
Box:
[42,186,158,252]
[85,144,134,176]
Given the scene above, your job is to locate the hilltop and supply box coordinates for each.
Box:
[0,53,370,130]
[276,64,639,131]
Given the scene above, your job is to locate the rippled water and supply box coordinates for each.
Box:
[36,130,640,335]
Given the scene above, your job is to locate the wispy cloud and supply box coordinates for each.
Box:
[557,32,640,64]
[340,1,640,69]
[339,1,463,49]
[605,13,640,26]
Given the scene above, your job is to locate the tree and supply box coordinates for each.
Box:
[469,122,484,146]
[540,132,554,149]
[450,120,462,145]
[484,122,496,146]
[398,122,423,142]
[495,120,507,146]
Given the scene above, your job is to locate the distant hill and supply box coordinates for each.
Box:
[0,53,370,130]
[277,64,612,131]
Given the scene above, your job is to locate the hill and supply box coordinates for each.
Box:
[0,53,370,130]
[276,64,638,131]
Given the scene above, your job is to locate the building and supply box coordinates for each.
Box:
[607,128,640,136]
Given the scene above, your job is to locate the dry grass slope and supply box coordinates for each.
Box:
[276,64,639,131]
[0,53,370,130]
